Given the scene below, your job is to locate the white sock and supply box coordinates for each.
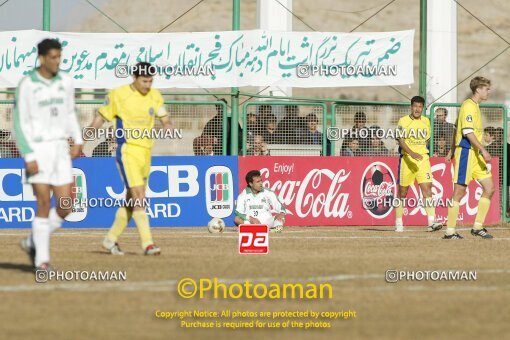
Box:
[272,218,284,228]
[428,216,435,226]
[395,218,403,227]
[25,234,34,248]
[446,228,456,236]
[49,208,64,233]
[33,217,50,267]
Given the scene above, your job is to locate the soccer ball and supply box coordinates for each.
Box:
[207,217,225,233]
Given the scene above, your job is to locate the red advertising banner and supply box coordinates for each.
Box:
[238,156,501,227]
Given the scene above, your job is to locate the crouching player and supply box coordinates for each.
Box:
[234,170,286,232]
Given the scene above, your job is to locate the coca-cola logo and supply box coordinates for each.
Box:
[360,162,396,219]
[260,168,351,219]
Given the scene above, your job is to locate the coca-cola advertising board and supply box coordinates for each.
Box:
[238,156,500,226]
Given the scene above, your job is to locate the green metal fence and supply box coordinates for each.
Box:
[0,99,228,157]
[241,101,328,156]
[331,101,414,157]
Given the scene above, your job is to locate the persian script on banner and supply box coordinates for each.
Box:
[0,29,414,88]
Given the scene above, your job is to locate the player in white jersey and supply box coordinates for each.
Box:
[234,170,286,232]
[15,39,83,272]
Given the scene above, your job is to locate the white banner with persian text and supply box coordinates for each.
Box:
[0,29,414,88]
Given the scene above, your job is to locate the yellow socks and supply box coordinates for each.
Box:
[132,209,153,249]
[107,207,132,242]
[474,197,491,230]
[395,200,404,226]
[446,201,460,235]
[425,198,435,225]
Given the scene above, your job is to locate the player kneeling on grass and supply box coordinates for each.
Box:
[88,62,174,255]
[234,170,286,232]
[16,39,84,272]
[395,96,443,233]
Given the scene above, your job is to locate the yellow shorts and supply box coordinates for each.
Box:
[116,143,151,188]
[453,147,491,185]
[398,154,432,187]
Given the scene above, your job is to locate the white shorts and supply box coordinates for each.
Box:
[245,211,283,228]
[26,140,73,186]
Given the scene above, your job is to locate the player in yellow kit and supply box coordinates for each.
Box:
[89,62,174,255]
[395,96,443,233]
[444,77,494,239]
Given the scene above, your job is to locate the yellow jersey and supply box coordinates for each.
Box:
[396,114,431,156]
[455,98,483,149]
[98,84,166,149]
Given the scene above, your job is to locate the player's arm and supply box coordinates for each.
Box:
[446,126,456,162]
[269,191,286,222]
[13,79,38,174]
[234,193,248,225]
[459,108,491,162]
[66,80,84,159]
[155,96,173,130]
[465,132,491,162]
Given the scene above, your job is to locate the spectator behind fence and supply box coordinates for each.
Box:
[487,126,503,157]
[202,99,243,155]
[275,105,305,144]
[261,113,279,144]
[193,135,215,155]
[434,107,454,153]
[257,105,272,133]
[202,99,228,155]
[366,125,390,156]
[433,133,449,157]
[341,111,369,155]
[341,137,361,156]
[247,134,269,156]
[92,128,116,157]
[0,129,21,158]
[301,113,322,145]
[247,112,258,141]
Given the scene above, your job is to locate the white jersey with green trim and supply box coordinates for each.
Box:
[235,187,286,221]
[14,69,83,162]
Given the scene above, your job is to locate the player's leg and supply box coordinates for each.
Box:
[259,211,284,233]
[395,185,409,232]
[396,156,415,232]
[470,154,494,238]
[104,189,133,254]
[419,181,442,232]
[416,158,442,232]
[129,185,159,254]
[31,183,52,269]
[444,147,470,239]
[126,146,159,255]
[103,143,134,255]
[51,183,73,233]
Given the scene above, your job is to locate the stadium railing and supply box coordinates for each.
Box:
[241,101,328,156]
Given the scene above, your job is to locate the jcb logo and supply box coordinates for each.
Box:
[239,225,269,254]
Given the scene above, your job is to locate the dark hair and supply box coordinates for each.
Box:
[37,39,62,56]
[306,113,319,123]
[285,105,299,115]
[265,113,277,125]
[435,107,448,116]
[484,126,495,135]
[215,98,228,114]
[245,170,261,185]
[411,96,425,105]
[258,105,272,114]
[354,111,366,122]
[132,62,154,78]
